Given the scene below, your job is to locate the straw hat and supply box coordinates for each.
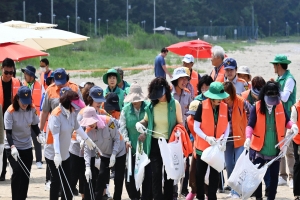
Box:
[80,107,99,127]
[124,82,147,103]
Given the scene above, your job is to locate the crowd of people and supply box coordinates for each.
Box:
[0,44,299,200]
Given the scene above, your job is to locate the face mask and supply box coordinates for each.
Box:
[40,67,46,72]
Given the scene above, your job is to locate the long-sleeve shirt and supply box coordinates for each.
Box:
[119,108,141,143]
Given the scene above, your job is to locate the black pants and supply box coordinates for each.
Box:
[70,153,85,194]
[93,154,126,200]
[196,154,219,200]
[84,157,100,200]
[1,148,7,179]
[6,148,33,200]
[293,141,300,196]
[253,157,280,200]
[46,157,72,200]
[31,129,42,163]
[182,156,190,193]
[150,138,174,200]
[46,163,52,182]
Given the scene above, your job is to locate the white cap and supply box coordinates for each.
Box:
[79,82,86,88]
[171,67,189,81]
[237,66,251,75]
[182,54,194,63]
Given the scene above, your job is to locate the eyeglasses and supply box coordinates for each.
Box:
[4,71,14,75]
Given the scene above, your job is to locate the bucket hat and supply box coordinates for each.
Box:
[80,107,99,127]
[17,86,32,105]
[171,67,190,82]
[21,65,37,79]
[269,54,291,64]
[89,86,106,103]
[124,82,147,103]
[204,82,229,100]
[102,69,121,85]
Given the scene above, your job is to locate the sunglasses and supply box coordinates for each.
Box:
[4,71,14,75]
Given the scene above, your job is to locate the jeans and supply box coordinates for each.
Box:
[70,153,85,194]
[6,148,33,200]
[293,141,300,196]
[46,157,72,200]
[253,157,280,200]
[150,138,174,200]
[31,128,42,163]
[263,168,271,190]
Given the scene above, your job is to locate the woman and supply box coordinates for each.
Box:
[241,76,266,105]
[119,82,152,200]
[4,86,43,200]
[244,81,298,200]
[104,92,121,120]
[193,82,230,199]
[222,81,253,198]
[135,77,183,200]
[44,89,96,200]
[194,75,214,102]
[81,107,126,200]
[237,65,252,89]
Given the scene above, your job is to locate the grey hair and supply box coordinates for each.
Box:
[212,46,225,60]
[114,67,124,75]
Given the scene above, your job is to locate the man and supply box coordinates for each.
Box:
[21,65,43,169]
[40,58,52,93]
[223,58,247,95]
[270,54,296,189]
[182,54,201,97]
[115,67,131,92]
[210,46,226,82]
[154,47,172,79]
[0,58,21,181]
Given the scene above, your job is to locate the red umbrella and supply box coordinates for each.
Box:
[0,42,48,62]
[167,39,212,59]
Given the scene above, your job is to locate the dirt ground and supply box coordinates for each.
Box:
[0,42,299,199]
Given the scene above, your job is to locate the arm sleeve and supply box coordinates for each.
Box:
[193,120,207,139]
[290,106,297,123]
[110,120,120,156]
[280,78,295,102]
[223,122,230,139]
[75,126,88,141]
[247,105,257,129]
[175,100,183,124]
[119,110,129,143]
[84,141,92,167]
[6,129,14,146]
[53,133,60,154]
[42,92,51,112]
[31,124,41,136]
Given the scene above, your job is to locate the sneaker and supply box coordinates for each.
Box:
[36,162,43,169]
[295,196,300,200]
[289,179,294,189]
[185,192,196,200]
[278,177,287,186]
[73,188,79,196]
[106,184,111,197]
[181,189,189,197]
[224,185,231,191]
[45,180,51,191]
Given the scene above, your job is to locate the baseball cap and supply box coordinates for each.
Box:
[89,86,106,103]
[182,54,194,63]
[54,68,67,86]
[224,58,237,70]
[104,92,120,112]
[17,86,32,105]
[60,87,72,97]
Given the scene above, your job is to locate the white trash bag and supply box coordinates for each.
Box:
[158,137,185,180]
[134,142,150,191]
[204,166,210,185]
[95,157,101,170]
[201,143,225,172]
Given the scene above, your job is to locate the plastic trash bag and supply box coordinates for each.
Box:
[201,144,225,172]
[95,158,101,170]
[204,166,210,185]
[134,142,150,190]
[158,137,185,180]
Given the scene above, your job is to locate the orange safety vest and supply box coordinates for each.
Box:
[187,115,196,138]
[40,70,52,91]
[23,81,42,115]
[210,65,225,83]
[169,124,193,157]
[241,90,250,101]
[293,101,300,144]
[250,101,286,151]
[230,95,247,148]
[46,106,62,144]
[195,99,228,151]
[0,77,21,109]
[190,70,199,97]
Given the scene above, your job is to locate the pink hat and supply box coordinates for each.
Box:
[71,99,85,110]
[80,107,99,127]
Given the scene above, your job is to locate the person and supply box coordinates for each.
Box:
[115,67,131,92]
[135,77,183,200]
[104,92,121,120]
[44,89,95,200]
[81,107,126,200]
[223,58,247,95]
[40,58,52,93]
[241,76,266,105]
[119,82,153,200]
[81,85,107,115]
[244,81,298,200]
[210,46,226,82]
[103,69,125,110]
[0,106,3,168]
[193,82,230,199]
[222,81,253,198]
[154,47,172,79]
[270,54,296,188]
[194,75,214,102]
[237,65,252,89]
[4,86,43,200]
[183,67,195,98]
[80,82,95,94]
[79,82,87,92]
[182,54,201,97]
[0,58,21,181]
[21,65,43,169]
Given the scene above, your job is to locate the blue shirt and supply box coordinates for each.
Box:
[154,54,166,78]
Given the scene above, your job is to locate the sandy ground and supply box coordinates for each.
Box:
[1,42,299,199]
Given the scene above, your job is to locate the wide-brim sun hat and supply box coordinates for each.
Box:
[171,67,190,82]
[102,69,121,85]
[204,82,229,100]
[124,82,147,103]
[80,107,99,127]
[21,65,37,79]
[270,54,291,64]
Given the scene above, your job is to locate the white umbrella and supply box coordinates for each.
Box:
[153,26,171,31]
[0,24,33,44]
[1,20,32,28]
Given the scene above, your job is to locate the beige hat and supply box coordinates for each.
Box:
[124,82,147,103]
[186,100,201,115]
[80,107,99,127]
[237,66,251,75]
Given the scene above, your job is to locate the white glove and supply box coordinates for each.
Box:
[0,144,4,155]
[80,140,85,150]
[219,141,226,152]
[175,130,181,137]
[135,122,146,134]
[205,136,217,146]
[85,138,96,150]
[292,124,299,135]
[11,146,19,161]
[244,138,251,150]
[109,154,116,168]
[280,145,288,157]
[54,153,62,169]
[37,133,45,144]
[85,167,92,181]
